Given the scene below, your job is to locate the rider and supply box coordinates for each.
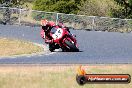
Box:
[40,19,71,43]
[40,19,55,44]
[40,19,58,51]
[40,19,74,51]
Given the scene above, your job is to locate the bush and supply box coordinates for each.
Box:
[78,0,120,17]
[33,0,80,14]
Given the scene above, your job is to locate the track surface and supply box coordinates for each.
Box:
[0,25,132,64]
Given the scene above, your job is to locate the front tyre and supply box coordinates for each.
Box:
[49,43,55,52]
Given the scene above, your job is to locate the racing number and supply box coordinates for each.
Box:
[52,28,62,39]
[55,34,58,38]
[58,30,61,33]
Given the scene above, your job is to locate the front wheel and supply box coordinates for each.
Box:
[49,47,54,52]
[64,39,79,52]
[49,43,55,52]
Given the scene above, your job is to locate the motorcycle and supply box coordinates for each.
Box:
[49,26,79,52]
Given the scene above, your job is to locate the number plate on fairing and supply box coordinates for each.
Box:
[51,28,63,40]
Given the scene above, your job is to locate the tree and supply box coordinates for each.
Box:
[78,0,118,17]
[114,0,132,18]
[0,0,27,7]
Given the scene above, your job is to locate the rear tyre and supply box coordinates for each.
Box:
[62,47,69,52]
[64,39,79,52]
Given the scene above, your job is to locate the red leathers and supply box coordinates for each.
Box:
[40,19,79,52]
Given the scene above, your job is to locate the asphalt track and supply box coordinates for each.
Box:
[0,25,132,64]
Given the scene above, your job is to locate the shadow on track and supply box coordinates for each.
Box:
[53,49,83,52]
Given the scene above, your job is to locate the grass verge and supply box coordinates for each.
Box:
[0,64,131,88]
[0,38,43,57]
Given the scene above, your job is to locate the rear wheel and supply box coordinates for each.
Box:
[64,39,79,52]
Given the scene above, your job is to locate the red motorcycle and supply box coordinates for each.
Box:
[50,26,79,52]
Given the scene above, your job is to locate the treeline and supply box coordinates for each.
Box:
[33,0,132,19]
[0,0,26,6]
[0,0,132,19]
[32,0,83,14]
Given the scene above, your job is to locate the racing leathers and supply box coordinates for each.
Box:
[40,21,74,51]
[40,24,53,44]
[41,21,60,51]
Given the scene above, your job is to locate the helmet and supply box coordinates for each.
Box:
[41,19,55,31]
[48,21,55,27]
[41,19,48,26]
[41,19,49,31]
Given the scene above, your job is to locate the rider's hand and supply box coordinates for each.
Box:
[45,39,54,44]
[51,39,54,43]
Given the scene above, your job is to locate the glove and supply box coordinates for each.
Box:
[45,39,54,44]
[40,29,45,39]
